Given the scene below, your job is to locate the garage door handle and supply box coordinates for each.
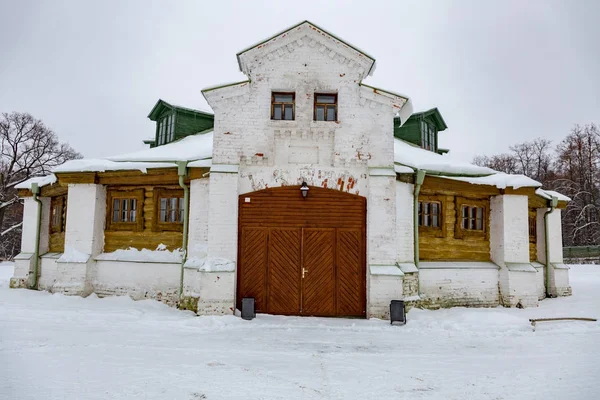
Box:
[302,268,308,278]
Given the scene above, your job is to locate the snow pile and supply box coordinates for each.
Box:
[58,247,90,263]
[442,173,541,189]
[108,130,213,162]
[394,138,495,176]
[184,255,236,272]
[536,188,572,202]
[15,174,57,189]
[96,245,183,263]
[54,159,175,173]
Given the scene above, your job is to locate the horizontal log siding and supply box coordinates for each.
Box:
[103,185,183,253]
[419,181,490,261]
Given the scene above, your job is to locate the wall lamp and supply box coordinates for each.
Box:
[300,181,309,198]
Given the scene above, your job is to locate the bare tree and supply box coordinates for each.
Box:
[0,112,82,259]
[554,124,600,246]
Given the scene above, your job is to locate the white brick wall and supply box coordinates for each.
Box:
[368,274,403,319]
[188,178,209,258]
[64,184,106,257]
[419,264,500,308]
[396,181,414,263]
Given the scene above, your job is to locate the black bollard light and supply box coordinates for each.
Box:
[241,297,256,320]
[390,300,406,325]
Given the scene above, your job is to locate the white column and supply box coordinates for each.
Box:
[490,195,538,307]
[536,208,570,297]
[187,178,210,258]
[10,196,50,288]
[53,184,106,296]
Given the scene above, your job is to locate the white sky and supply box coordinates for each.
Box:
[1,0,599,162]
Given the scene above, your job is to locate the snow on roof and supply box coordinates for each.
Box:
[108,130,213,163]
[15,174,58,189]
[54,160,176,173]
[394,138,495,176]
[441,173,542,190]
[53,131,214,173]
[536,189,571,202]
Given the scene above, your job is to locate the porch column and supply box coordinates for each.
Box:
[10,196,50,289]
[537,208,571,297]
[490,194,538,307]
[54,183,106,296]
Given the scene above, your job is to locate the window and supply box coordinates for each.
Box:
[529,213,537,243]
[153,188,185,232]
[314,93,337,121]
[419,201,441,228]
[106,189,144,231]
[157,114,176,145]
[418,195,445,237]
[420,121,436,151]
[49,195,67,234]
[455,197,488,238]
[271,92,295,120]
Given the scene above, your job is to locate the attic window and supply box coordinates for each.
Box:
[421,121,436,151]
[271,93,295,120]
[158,114,175,145]
[314,94,337,121]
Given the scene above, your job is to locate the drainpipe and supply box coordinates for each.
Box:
[544,195,558,298]
[176,161,190,299]
[413,169,426,295]
[30,183,43,290]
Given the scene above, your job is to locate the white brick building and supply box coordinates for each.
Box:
[11,21,571,318]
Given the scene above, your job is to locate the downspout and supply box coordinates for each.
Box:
[413,169,426,295]
[177,161,190,299]
[30,183,43,290]
[544,195,558,298]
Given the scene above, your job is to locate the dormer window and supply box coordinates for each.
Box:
[314,93,337,121]
[421,121,436,151]
[271,92,295,120]
[158,114,175,145]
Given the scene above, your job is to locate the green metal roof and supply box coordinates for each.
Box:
[395,107,448,131]
[147,99,214,121]
[236,20,376,76]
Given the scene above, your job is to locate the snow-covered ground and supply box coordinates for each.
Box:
[1,262,598,400]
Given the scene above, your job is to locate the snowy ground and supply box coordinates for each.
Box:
[1,262,599,400]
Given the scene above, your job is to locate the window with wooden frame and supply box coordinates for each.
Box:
[418,195,445,237]
[157,114,175,145]
[528,212,537,243]
[420,121,436,151]
[153,188,185,232]
[314,93,337,121]
[106,189,144,231]
[271,92,295,120]
[455,197,488,238]
[49,195,67,234]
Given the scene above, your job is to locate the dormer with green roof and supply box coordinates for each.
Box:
[394,108,448,154]
[147,99,214,147]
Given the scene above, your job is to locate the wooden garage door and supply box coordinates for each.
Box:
[237,185,366,317]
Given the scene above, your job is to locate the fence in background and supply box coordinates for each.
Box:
[563,246,600,264]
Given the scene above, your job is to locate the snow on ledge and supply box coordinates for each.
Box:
[58,247,91,263]
[441,173,541,189]
[15,174,57,189]
[95,246,183,264]
[184,256,235,272]
[536,189,571,202]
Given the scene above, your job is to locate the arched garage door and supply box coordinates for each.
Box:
[237,185,366,317]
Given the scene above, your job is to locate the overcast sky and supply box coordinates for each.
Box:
[1,0,599,162]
